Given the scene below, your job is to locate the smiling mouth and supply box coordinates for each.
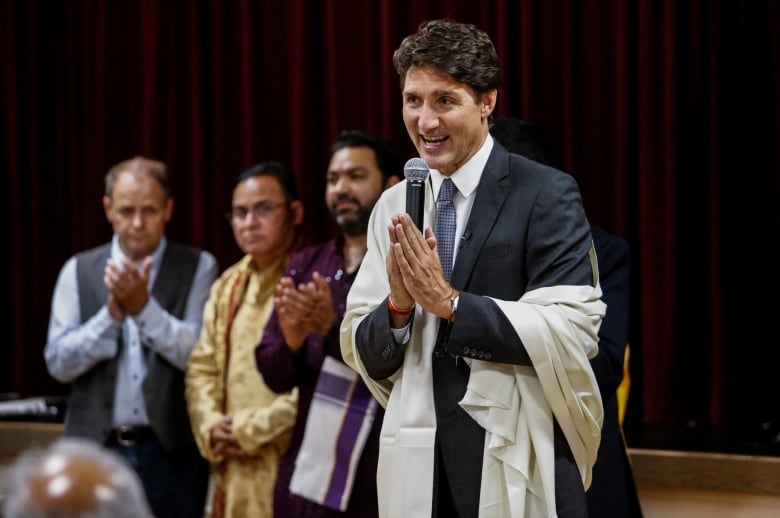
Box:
[421,135,448,145]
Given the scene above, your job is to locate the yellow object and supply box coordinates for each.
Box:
[185,255,297,518]
[617,344,631,426]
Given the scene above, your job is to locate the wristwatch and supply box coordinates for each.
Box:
[448,293,459,323]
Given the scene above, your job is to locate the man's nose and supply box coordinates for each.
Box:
[418,104,440,132]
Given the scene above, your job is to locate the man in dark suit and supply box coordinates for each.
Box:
[490,116,643,517]
[341,20,604,517]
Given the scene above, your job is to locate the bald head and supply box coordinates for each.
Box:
[104,156,170,200]
[2,438,152,518]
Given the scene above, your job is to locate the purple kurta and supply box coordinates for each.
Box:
[256,237,383,518]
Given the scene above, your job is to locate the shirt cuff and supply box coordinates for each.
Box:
[131,296,164,336]
[391,324,411,344]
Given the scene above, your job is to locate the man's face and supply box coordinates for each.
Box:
[229,175,300,262]
[326,146,386,236]
[401,66,496,176]
[103,171,172,262]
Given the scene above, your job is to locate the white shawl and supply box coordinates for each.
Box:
[463,281,604,517]
[340,183,605,518]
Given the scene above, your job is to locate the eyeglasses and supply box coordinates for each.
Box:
[226,201,288,222]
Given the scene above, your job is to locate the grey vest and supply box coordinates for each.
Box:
[64,242,200,451]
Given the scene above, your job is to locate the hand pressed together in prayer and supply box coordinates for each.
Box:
[209,416,249,460]
[276,272,337,352]
[387,213,456,325]
[103,257,152,320]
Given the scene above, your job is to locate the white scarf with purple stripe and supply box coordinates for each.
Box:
[289,356,379,510]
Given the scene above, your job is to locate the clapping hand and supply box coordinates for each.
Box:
[387,213,453,321]
[104,257,152,320]
[276,272,336,352]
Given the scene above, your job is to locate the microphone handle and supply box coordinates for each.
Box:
[406,180,425,231]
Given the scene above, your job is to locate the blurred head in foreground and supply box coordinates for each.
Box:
[2,437,152,518]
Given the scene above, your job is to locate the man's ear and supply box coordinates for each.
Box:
[102,196,113,222]
[290,200,304,226]
[481,89,498,119]
[384,175,401,189]
[164,197,174,223]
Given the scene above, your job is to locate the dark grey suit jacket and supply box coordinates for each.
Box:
[355,142,596,517]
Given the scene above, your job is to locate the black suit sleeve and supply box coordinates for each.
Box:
[445,293,533,365]
[355,296,409,380]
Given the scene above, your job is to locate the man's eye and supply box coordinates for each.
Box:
[231,208,249,219]
[254,202,277,215]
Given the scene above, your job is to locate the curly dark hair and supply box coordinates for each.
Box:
[392,19,502,99]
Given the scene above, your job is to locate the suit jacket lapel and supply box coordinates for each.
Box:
[451,146,511,290]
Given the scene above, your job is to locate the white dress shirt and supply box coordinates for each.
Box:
[428,133,494,266]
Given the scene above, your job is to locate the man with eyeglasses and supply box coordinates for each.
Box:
[185,161,302,517]
[256,130,400,517]
[44,155,218,518]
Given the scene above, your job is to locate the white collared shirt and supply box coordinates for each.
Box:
[428,134,494,266]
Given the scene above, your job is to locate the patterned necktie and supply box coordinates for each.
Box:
[434,178,457,281]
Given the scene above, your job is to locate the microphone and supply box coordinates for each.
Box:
[404,158,430,231]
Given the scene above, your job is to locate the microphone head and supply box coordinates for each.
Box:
[404,157,430,182]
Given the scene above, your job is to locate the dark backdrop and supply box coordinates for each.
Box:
[3,0,779,453]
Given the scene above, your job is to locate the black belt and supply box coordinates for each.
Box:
[112,425,155,446]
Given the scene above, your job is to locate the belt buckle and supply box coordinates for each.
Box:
[116,425,138,446]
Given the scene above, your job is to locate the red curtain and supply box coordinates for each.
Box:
[3,0,779,450]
